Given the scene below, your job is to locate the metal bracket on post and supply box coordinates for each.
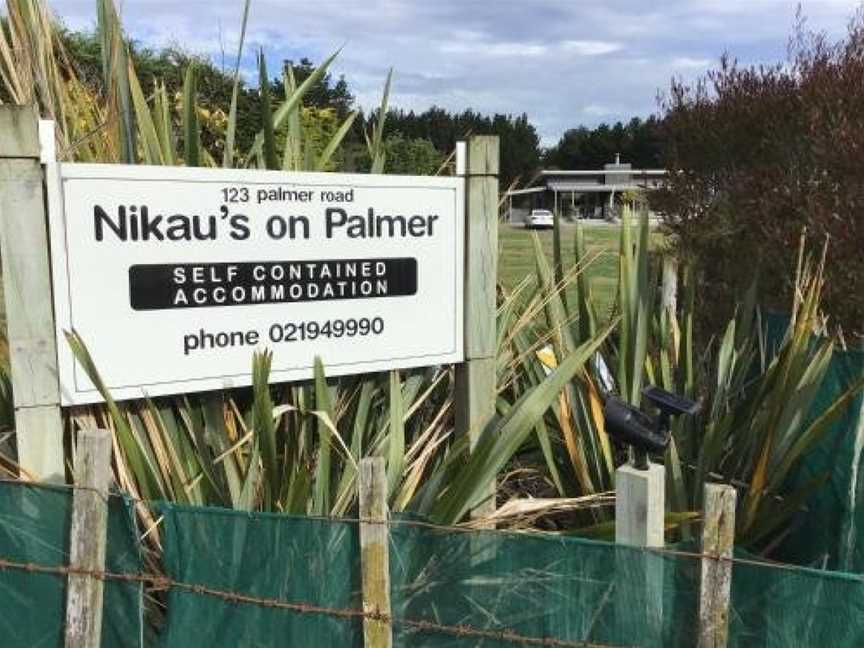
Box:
[454,136,499,523]
[0,105,64,482]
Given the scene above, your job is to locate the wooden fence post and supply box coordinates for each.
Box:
[698,483,737,648]
[64,429,112,648]
[454,135,499,521]
[359,457,392,648]
[0,105,64,483]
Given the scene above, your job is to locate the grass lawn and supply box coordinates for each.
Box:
[498,221,662,316]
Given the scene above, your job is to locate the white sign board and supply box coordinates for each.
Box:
[47,164,464,405]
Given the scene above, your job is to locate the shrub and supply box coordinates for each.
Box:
[655,11,864,340]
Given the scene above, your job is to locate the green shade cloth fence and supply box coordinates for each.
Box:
[0,481,143,648]
[156,502,363,647]
[152,506,864,647]
[3,483,864,646]
[730,549,864,646]
[763,311,864,572]
[389,522,698,647]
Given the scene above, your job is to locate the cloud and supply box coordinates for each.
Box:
[47,0,857,146]
[561,40,622,56]
[583,104,623,117]
[671,56,714,70]
[440,41,549,58]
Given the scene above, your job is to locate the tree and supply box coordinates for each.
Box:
[543,116,664,170]
[54,27,543,182]
[655,14,864,338]
[376,107,541,185]
[381,134,443,175]
[271,58,355,120]
[57,32,359,160]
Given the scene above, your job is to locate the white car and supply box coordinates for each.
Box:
[525,208,554,229]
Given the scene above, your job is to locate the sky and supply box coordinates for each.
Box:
[48,0,860,146]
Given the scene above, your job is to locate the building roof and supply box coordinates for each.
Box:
[538,169,666,177]
[509,160,667,196]
[505,187,546,196]
[546,182,653,193]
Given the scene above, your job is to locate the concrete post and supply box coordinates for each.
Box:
[615,462,666,641]
[616,463,666,547]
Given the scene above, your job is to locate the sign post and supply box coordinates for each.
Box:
[0,105,64,482]
[454,136,499,521]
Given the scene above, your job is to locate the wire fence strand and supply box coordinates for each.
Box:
[0,556,627,648]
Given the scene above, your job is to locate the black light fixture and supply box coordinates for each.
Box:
[603,385,700,470]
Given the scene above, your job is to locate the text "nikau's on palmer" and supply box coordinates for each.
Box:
[92,205,441,242]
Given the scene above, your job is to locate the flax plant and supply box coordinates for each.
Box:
[532,204,864,546]
[1,0,617,533]
[1,0,859,554]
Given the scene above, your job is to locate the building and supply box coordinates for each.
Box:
[506,156,666,224]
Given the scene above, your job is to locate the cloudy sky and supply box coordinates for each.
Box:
[49,0,859,145]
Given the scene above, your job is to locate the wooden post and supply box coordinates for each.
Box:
[0,105,64,483]
[359,457,392,648]
[454,135,499,521]
[698,483,737,648]
[662,256,678,318]
[64,429,112,648]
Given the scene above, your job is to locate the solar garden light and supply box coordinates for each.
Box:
[603,385,700,470]
[602,384,700,549]
[602,385,701,634]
